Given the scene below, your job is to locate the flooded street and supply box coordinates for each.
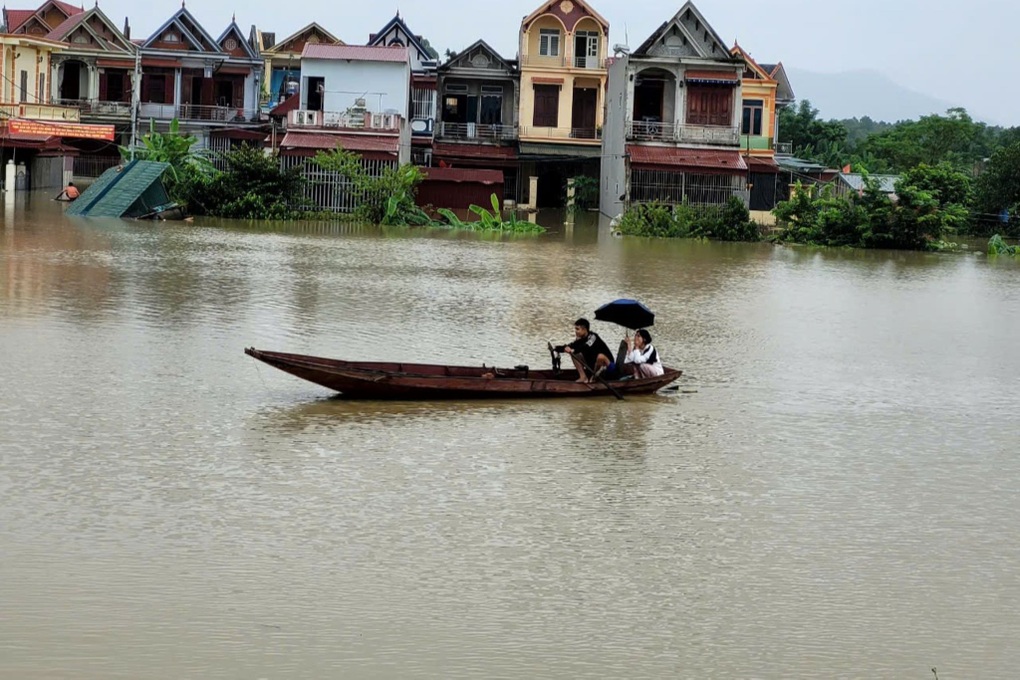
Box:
[3,193,1020,678]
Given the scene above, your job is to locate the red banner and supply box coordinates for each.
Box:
[8,119,116,141]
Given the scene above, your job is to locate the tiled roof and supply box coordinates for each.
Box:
[51,0,84,16]
[269,94,300,117]
[301,44,408,62]
[627,145,748,172]
[45,11,87,40]
[279,131,399,154]
[5,9,36,31]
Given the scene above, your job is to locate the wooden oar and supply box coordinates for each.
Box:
[573,353,624,401]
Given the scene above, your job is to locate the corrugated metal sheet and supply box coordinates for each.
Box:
[66,161,170,218]
[301,44,408,62]
[838,173,899,194]
[279,132,399,154]
[627,145,747,172]
[422,167,503,184]
[433,143,517,161]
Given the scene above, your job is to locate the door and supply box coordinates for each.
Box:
[574,32,599,69]
[60,62,81,100]
[571,87,597,138]
[533,84,559,128]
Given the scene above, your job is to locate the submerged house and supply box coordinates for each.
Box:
[434,40,520,200]
[601,1,747,217]
[517,0,609,207]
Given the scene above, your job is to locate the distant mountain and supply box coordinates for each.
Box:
[785,67,1001,126]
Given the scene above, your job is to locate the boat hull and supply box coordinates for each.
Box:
[245,348,682,400]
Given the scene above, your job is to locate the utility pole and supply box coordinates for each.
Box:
[129,47,141,160]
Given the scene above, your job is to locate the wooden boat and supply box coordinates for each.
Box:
[245,347,682,400]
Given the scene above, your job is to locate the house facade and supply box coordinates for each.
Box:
[433,40,519,199]
[1,32,83,190]
[518,0,608,206]
[259,22,340,110]
[135,8,263,148]
[367,13,437,163]
[601,1,748,217]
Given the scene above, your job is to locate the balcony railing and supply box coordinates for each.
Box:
[676,124,740,146]
[626,121,740,146]
[776,141,793,155]
[520,54,567,67]
[438,122,518,141]
[57,99,132,118]
[0,102,80,122]
[627,120,675,142]
[520,125,601,141]
[739,135,775,151]
[138,102,262,123]
[572,55,606,70]
[289,109,403,131]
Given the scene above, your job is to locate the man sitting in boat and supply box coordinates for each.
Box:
[554,318,617,383]
[55,182,80,201]
[623,329,664,378]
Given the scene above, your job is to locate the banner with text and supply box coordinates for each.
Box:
[9,119,117,141]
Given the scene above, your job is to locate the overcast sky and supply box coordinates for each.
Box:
[98,0,1018,125]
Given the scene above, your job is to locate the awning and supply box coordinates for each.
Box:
[269,94,299,117]
[141,58,181,68]
[422,167,503,184]
[627,144,747,172]
[747,156,780,173]
[685,69,738,85]
[433,142,517,163]
[96,59,133,68]
[215,66,252,75]
[532,77,564,85]
[279,131,399,159]
[518,142,600,159]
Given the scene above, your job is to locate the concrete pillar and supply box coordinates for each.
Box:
[174,68,182,116]
[566,176,576,218]
[528,175,539,211]
[3,160,15,196]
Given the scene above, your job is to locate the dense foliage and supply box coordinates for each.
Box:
[182,145,306,219]
[119,119,215,200]
[773,164,972,250]
[617,197,761,242]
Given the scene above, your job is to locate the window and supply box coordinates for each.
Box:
[19,70,28,103]
[742,99,764,135]
[539,28,560,57]
[224,38,237,50]
[686,85,732,127]
[533,84,559,127]
[164,32,178,42]
[145,74,167,103]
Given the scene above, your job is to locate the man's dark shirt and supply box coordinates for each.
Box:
[555,331,613,371]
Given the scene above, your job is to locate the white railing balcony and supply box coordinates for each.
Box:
[0,102,80,122]
[138,102,261,123]
[627,120,675,142]
[438,122,518,141]
[288,109,403,131]
[519,125,601,142]
[572,55,605,70]
[676,124,740,146]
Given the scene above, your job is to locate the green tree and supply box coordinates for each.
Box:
[181,145,306,219]
[119,118,215,198]
[313,147,432,225]
[777,100,849,158]
[855,108,988,172]
[973,141,1020,235]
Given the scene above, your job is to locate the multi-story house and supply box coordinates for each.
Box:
[135,7,263,151]
[517,0,608,207]
[433,40,520,200]
[731,44,795,213]
[367,13,437,164]
[1,33,84,189]
[2,0,81,38]
[259,22,341,110]
[601,1,747,217]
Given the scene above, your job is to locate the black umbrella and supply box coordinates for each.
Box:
[594,299,655,330]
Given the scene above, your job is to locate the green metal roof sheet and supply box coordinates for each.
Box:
[66,160,171,218]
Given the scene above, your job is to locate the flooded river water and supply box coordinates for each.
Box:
[3,193,1020,678]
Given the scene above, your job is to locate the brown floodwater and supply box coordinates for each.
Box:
[2,192,1020,678]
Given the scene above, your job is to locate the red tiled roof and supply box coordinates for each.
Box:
[5,9,36,31]
[433,142,517,160]
[51,0,84,16]
[627,145,747,172]
[301,44,408,62]
[269,94,299,117]
[279,131,399,154]
[45,11,87,40]
[422,167,503,184]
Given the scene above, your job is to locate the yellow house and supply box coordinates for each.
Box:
[518,0,608,146]
[731,43,778,158]
[1,33,79,121]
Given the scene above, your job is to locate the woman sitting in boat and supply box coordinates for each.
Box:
[624,329,664,378]
[554,317,616,383]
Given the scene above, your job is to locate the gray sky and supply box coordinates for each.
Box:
[102,0,1018,125]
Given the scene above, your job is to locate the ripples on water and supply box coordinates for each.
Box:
[2,197,1020,678]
